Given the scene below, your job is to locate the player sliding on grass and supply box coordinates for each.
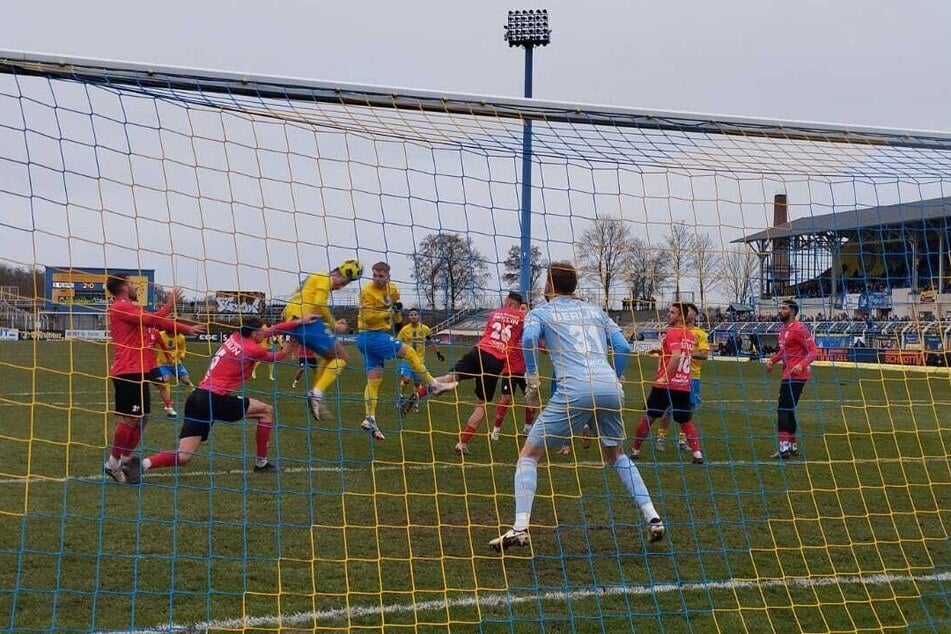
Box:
[490,262,664,551]
[122,315,315,483]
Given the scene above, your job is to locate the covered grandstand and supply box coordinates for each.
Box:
[735,194,951,320]
[621,195,951,367]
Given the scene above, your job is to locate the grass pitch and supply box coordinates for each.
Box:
[0,340,948,632]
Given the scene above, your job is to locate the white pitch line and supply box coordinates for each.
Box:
[2,454,947,486]
[102,570,951,634]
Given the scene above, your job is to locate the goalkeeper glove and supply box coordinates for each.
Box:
[391,302,403,312]
[524,373,541,408]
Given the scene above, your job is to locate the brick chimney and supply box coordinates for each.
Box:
[773,194,788,227]
[772,194,790,292]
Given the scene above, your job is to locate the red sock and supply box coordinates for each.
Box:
[147,451,178,470]
[163,396,173,408]
[680,421,701,452]
[128,422,145,455]
[493,404,509,428]
[778,431,791,444]
[256,422,273,461]
[790,434,797,445]
[632,416,652,451]
[416,385,430,399]
[525,407,536,426]
[111,424,137,459]
[459,424,478,445]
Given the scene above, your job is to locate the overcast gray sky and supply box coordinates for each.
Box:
[2,0,951,307]
[6,0,951,130]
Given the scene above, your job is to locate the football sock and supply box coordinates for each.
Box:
[364,377,382,418]
[513,457,538,531]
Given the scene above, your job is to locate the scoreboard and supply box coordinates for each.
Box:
[45,268,154,312]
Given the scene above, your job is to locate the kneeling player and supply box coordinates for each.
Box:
[122,316,309,483]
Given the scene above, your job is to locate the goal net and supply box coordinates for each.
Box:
[0,51,948,632]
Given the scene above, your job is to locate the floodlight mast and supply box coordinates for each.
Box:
[504,9,550,302]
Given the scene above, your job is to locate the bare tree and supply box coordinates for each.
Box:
[577,216,633,310]
[692,232,722,306]
[628,238,669,310]
[720,247,759,303]
[412,233,489,310]
[153,283,171,307]
[665,222,694,300]
[502,244,547,301]
[0,263,45,300]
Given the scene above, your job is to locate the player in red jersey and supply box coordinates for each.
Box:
[630,303,705,464]
[402,291,525,455]
[103,275,205,483]
[489,302,537,442]
[122,315,315,483]
[765,299,818,459]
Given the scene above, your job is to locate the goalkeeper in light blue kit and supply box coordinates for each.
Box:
[490,261,665,551]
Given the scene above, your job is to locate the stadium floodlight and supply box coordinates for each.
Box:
[505,9,550,299]
[503,9,551,48]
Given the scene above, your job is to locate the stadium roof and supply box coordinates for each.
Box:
[737,196,951,243]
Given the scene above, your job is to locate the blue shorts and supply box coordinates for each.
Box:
[399,361,421,383]
[665,378,702,413]
[526,385,625,449]
[356,331,403,371]
[158,364,188,380]
[286,321,335,357]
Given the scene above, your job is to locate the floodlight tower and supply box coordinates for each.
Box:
[504,9,550,301]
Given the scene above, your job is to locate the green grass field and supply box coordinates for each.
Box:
[0,340,949,632]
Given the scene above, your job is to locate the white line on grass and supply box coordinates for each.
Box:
[2,454,947,486]
[102,570,951,633]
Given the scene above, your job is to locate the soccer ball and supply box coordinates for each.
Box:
[338,259,364,281]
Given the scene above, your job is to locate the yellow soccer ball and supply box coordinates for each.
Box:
[338,259,364,281]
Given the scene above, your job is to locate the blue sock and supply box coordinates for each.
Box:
[513,457,538,531]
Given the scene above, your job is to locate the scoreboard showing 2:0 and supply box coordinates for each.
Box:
[44,267,154,312]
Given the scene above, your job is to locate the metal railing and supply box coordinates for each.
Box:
[430,308,479,335]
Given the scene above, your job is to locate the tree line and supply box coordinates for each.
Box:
[2,217,758,313]
[577,216,758,309]
[410,217,758,311]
